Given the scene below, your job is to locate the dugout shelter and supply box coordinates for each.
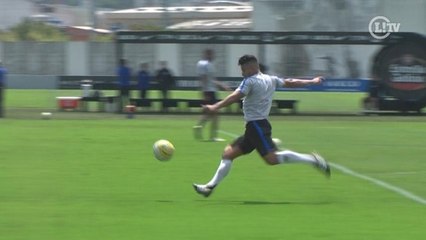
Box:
[114,31,426,113]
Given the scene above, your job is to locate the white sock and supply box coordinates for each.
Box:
[197,116,208,127]
[206,159,232,188]
[276,150,316,164]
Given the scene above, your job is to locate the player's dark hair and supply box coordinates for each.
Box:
[238,55,258,66]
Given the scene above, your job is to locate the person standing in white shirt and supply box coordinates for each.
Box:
[193,49,229,142]
[193,54,330,197]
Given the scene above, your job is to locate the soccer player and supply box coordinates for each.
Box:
[193,54,330,197]
[0,60,7,118]
[193,49,229,142]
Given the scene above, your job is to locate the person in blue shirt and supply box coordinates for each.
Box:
[117,58,132,112]
[137,62,151,99]
[0,61,7,118]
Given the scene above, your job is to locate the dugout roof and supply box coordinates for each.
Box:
[115,31,424,45]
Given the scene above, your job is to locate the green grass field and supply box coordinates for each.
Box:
[1,90,425,240]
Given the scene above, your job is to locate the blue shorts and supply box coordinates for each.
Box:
[231,119,277,157]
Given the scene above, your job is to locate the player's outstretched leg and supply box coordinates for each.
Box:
[275,150,331,178]
[275,150,317,164]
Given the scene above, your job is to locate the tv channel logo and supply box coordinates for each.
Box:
[369,16,401,40]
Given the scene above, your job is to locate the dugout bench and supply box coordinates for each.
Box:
[58,76,299,114]
[376,98,424,114]
[129,98,298,114]
[80,96,118,112]
[362,95,425,115]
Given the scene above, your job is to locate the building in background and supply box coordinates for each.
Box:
[98,1,252,30]
[0,0,93,30]
[134,0,250,7]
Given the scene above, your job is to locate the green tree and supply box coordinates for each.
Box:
[95,0,134,9]
[0,20,68,41]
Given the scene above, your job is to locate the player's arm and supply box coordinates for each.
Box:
[213,80,231,91]
[283,76,324,88]
[203,90,244,112]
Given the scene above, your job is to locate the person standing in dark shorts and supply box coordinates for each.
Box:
[117,58,131,113]
[155,61,175,111]
[193,49,229,142]
[137,62,151,99]
[193,54,331,197]
[156,61,174,99]
[0,61,7,118]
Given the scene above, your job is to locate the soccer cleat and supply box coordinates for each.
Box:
[193,125,203,140]
[312,152,331,178]
[192,183,214,197]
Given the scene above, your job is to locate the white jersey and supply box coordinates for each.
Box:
[196,59,217,92]
[236,73,284,122]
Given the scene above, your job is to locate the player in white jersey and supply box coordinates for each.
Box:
[193,54,330,197]
[193,49,229,141]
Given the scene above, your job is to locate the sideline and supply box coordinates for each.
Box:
[218,130,426,205]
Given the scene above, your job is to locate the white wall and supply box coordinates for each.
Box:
[7,75,57,89]
[2,42,65,75]
[226,44,259,76]
[66,42,89,75]
[0,41,253,77]
[0,42,3,63]
[155,44,180,75]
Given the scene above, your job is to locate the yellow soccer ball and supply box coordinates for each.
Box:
[153,139,175,161]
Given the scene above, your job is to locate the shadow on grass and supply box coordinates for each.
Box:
[239,200,330,205]
[155,200,175,203]
[234,200,330,206]
[192,200,331,206]
[153,199,331,205]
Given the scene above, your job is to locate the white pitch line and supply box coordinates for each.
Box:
[329,163,426,205]
[372,171,426,175]
[218,130,426,205]
[218,130,240,138]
